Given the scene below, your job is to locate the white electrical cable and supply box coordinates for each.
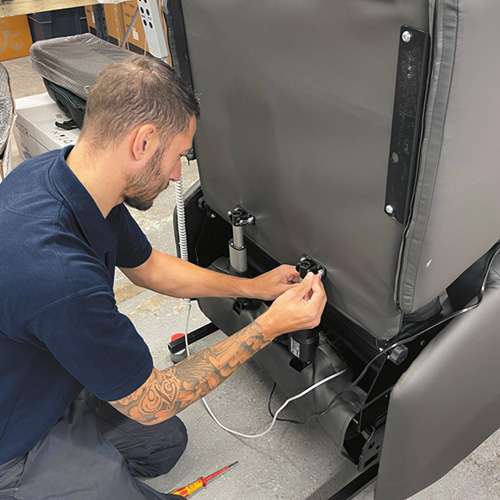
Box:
[174,178,189,262]
[174,176,193,355]
[183,299,192,357]
[183,300,347,438]
[200,369,347,439]
[174,173,348,439]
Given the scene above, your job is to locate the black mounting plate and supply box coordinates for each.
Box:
[384,26,430,224]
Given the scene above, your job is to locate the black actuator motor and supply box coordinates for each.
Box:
[288,255,326,364]
[289,330,319,364]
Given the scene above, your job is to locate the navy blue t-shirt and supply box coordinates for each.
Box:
[0,147,154,464]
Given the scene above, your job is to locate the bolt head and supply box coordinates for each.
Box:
[402,30,412,43]
[385,205,394,215]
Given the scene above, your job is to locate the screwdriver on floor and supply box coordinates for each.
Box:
[170,461,239,497]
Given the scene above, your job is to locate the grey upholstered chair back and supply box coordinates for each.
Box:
[181,0,500,340]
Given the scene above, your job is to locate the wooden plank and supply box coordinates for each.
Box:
[0,0,124,18]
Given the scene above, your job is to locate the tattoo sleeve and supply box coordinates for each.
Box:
[110,321,270,425]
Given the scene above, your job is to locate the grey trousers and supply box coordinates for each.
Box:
[0,394,187,500]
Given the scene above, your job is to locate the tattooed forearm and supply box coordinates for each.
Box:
[110,321,270,425]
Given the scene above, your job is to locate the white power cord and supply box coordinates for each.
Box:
[174,175,347,439]
[174,175,193,352]
[182,300,347,438]
[199,367,347,439]
[174,177,189,262]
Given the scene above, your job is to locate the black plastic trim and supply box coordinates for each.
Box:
[385,26,430,224]
[328,465,378,500]
[165,0,195,91]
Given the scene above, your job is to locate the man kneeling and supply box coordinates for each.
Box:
[0,56,326,499]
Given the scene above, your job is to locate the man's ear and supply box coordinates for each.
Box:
[130,124,160,162]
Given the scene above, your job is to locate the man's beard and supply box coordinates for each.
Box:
[124,149,168,211]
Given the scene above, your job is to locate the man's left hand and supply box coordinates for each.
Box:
[248,265,301,301]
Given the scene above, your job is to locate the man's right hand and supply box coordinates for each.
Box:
[110,272,327,426]
[257,272,327,340]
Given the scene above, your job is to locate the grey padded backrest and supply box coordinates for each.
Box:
[398,0,500,313]
[182,0,428,340]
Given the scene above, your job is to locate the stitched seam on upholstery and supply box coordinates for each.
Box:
[411,0,460,311]
[402,0,459,312]
[398,9,444,312]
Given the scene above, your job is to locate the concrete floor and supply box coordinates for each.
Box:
[3,56,500,500]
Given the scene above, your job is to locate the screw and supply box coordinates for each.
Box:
[402,30,412,43]
[385,205,394,216]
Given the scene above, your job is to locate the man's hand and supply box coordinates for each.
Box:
[257,272,327,339]
[122,250,303,301]
[248,264,301,301]
[109,271,327,426]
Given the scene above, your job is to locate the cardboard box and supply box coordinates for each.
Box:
[85,6,95,29]
[86,1,147,52]
[103,3,125,42]
[0,15,33,61]
[85,1,173,61]
[121,1,146,51]
[85,4,122,40]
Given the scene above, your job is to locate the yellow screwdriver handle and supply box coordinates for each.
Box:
[170,478,204,497]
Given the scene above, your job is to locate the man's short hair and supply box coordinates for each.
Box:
[81,55,199,148]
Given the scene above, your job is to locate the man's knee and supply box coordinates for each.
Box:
[161,416,188,458]
[130,416,188,479]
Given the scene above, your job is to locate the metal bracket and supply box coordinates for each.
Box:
[228,207,255,227]
[227,206,255,274]
[358,426,385,471]
[168,322,218,354]
[384,26,430,224]
[296,255,327,279]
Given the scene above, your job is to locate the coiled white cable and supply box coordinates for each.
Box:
[174,173,347,438]
[174,177,193,354]
[174,178,189,262]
